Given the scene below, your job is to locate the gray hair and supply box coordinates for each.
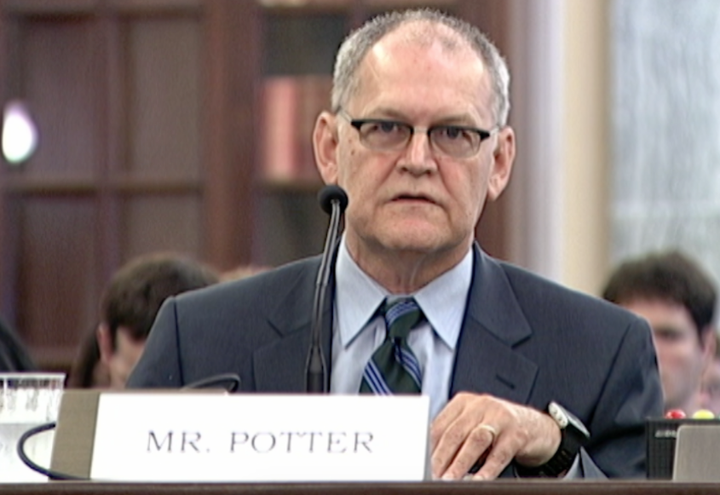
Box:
[331,9,511,126]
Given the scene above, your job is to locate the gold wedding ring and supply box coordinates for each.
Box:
[478,423,498,440]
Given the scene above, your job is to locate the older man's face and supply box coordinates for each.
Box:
[319,24,514,272]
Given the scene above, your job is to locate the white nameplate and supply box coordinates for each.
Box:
[89,393,430,482]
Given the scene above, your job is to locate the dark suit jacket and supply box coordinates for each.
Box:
[128,245,663,478]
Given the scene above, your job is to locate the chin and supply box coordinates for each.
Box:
[377,228,450,254]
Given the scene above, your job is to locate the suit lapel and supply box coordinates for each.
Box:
[451,246,538,405]
[251,244,539,402]
[252,256,335,393]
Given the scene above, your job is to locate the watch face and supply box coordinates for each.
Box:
[549,402,569,429]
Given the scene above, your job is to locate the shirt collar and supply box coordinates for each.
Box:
[335,236,473,350]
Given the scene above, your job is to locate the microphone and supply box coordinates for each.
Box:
[306,185,349,393]
[182,373,241,392]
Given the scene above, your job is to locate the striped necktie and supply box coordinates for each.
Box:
[360,297,423,394]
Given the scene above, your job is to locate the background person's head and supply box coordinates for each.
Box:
[602,250,717,413]
[313,9,515,290]
[97,253,219,388]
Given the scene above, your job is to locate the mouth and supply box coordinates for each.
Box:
[391,193,437,205]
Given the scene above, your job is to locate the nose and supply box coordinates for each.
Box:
[399,129,436,175]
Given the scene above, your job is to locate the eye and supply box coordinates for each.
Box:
[653,327,686,343]
[358,120,410,146]
[436,125,471,141]
[365,120,403,135]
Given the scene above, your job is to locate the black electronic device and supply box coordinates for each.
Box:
[646,417,720,479]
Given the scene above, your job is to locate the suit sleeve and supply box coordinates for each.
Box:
[583,316,663,478]
[126,297,184,388]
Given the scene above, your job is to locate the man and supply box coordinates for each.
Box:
[97,252,218,388]
[603,250,716,415]
[128,9,662,479]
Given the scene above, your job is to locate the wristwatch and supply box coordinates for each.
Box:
[516,401,591,477]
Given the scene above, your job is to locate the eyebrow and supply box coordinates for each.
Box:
[652,325,687,335]
[359,109,481,127]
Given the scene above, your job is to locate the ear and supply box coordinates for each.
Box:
[701,327,717,368]
[313,110,340,185]
[487,126,516,202]
[96,323,115,366]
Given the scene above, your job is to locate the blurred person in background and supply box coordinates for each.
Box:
[603,250,716,415]
[0,315,35,372]
[67,328,110,388]
[96,252,219,388]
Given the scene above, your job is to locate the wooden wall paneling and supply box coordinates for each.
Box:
[121,194,201,260]
[119,10,203,269]
[22,16,99,180]
[108,0,201,14]
[0,8,41,331]
[96,8,123,286]
[9,9,107,369]
[1,0,96,14]
[124,14,201,182]
[18,197,100,369]
[201,0,259,271]
[0,3,13,323]
[0,0,225,370]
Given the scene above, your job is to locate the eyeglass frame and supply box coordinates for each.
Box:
[337,109,499,159]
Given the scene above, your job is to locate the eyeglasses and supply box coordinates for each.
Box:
[338,110,498,159]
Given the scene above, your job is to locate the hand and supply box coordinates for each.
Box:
[430,392,561,480]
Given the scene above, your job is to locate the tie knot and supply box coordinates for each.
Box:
[383,297,423,340]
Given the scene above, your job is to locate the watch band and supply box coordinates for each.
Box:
[515,439,577,477]
[516,402,590,478]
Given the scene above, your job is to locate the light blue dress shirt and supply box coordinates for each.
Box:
[330,236,473,419]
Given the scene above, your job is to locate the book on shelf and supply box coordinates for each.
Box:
[262,75,331,185]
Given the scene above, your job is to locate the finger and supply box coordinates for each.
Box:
[439,423,497,480]
[468,424,498,473]
[430,396,475,478]
[473,429,524,480]
[431,415,469,478]
[430,395,466,450]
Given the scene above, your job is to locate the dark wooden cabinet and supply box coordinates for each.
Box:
[0,0,511,371]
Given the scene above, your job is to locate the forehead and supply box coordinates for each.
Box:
[621,298,697,333]
[350,22,492,119]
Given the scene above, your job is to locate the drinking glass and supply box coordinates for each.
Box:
[0,373,65,482]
